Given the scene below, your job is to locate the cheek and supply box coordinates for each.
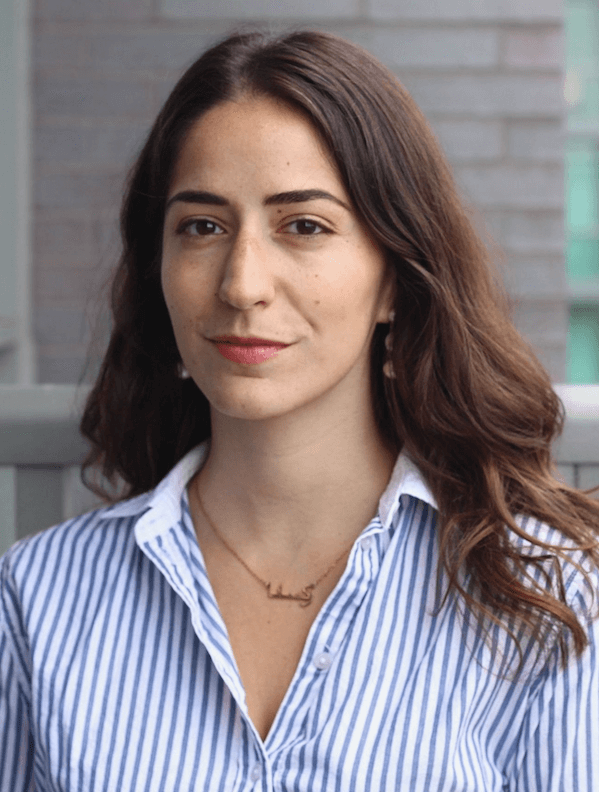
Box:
[311,261,386,328]
[161,280,199,357]
[160,247,180,315]
[161,257,210,320]
[161,278,185,332]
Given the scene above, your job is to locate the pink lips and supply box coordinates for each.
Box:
[211,336,290,365]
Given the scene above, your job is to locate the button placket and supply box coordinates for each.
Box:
[250,763,261,782]
[313,651,333,671]
[265,526,384,752]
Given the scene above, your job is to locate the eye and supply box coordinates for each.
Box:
[285,219,331,236]
[177,218,225,236]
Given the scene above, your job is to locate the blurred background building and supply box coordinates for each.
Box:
[565,0,599,382]
[1,0,573,385]
[1,0,599,551]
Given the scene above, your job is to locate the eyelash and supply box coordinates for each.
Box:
[175,217,333,238]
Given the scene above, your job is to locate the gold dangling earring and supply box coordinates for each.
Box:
[383,310,396,379]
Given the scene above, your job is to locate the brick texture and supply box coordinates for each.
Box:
[35,0,153,22]
[36,75,154,119]
[34,33,85,69]
[161,0,360,20]
[502,28,563,70]
[83,30,217,73]
[503,255,567,298]
[31,0,568,383]
[507,121,565,161]
[37,349,98,385]
[369,0,562,22]
[36,123,148,166]
[403,74,564,116]
[578,465,599,491]
[512,300,568,343]
[502,211,565,254]
[511,300,568,380]
[35,173,123,211]
[34,307,91,346]
[456,165,563,209]
[34,267,103,303]
[34,216,97,266]
[364,29,500,69]
[432,120,503,161]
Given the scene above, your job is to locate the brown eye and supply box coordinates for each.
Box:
[178,219,225,236]
[286,219,330,236]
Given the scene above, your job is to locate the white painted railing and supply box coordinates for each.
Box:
[0,385,99,555]
[552,385,599,488]
[0,385,598,556]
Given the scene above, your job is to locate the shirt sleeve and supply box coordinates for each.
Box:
[0,551,36,791]
[507,585,599,791]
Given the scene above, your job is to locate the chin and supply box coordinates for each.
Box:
[207,375,365,429]
[211,398,302,425]
[200,378,298,423]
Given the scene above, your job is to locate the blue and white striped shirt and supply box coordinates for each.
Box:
[1,442,598,791]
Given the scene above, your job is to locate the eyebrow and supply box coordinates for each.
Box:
[165,188,351,212]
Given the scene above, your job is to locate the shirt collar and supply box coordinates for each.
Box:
[97,443,209,522]
[97,441,438,531]
[378,451,438,530]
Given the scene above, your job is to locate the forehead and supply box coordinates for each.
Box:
[169,96,346,196]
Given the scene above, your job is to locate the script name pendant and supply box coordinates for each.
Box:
[266,582,316,608]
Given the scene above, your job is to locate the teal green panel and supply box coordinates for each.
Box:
[567,303,599,383]
[566,0,599,63]
[565,0,599,125]
[566,239,599,280]
[565,146,598,234]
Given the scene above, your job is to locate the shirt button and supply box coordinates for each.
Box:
[314,652,332,671]
[250,764,261,781]
[360,537,373,551]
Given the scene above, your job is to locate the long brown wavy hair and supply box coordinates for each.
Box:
[81,29,599,668]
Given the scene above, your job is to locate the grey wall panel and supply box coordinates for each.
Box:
[16,466,64,540]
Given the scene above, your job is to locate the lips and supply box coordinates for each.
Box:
[212,336,288,346]
[211,335,290,365]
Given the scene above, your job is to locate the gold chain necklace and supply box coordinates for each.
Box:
[195,485,354,608]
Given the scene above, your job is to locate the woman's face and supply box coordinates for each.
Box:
[161,95,393,424]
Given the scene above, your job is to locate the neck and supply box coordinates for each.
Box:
[192,393,397,558]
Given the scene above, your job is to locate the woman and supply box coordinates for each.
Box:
[1,29,598,791]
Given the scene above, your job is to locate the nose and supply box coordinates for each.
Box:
[217,225,275,310]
